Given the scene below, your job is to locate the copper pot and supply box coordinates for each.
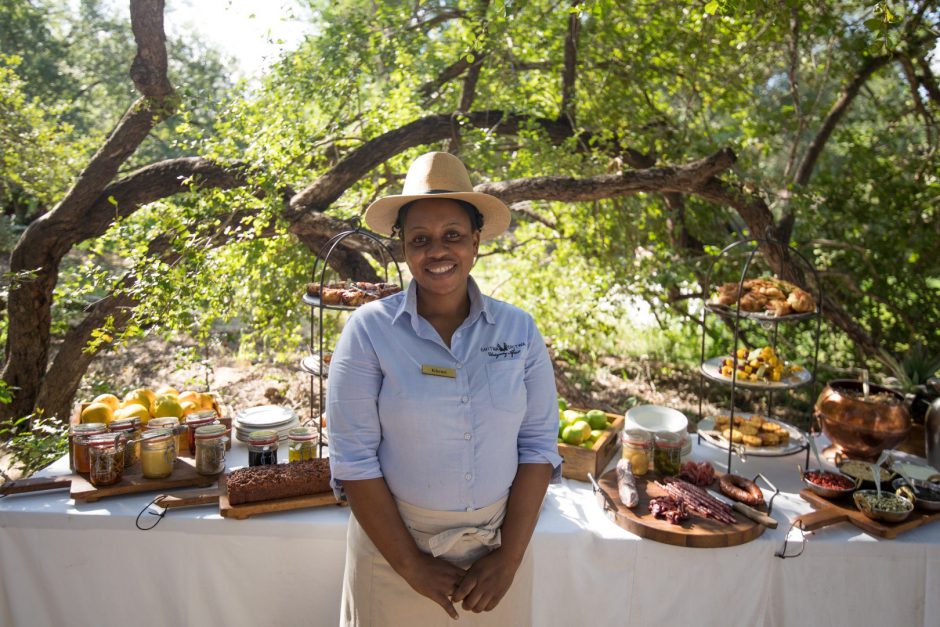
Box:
[815,380,911,461]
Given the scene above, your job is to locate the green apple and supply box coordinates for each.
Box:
[586,409,608,430]
[571,420,591,441]
[562,409,584,424]
[580,441,594,448]
[558,397,569,411]
[590,429,604,441]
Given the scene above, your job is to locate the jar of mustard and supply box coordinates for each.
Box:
[141,429,176,479]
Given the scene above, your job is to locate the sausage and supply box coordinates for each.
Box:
[616,458,639,508]
[718,473,764,506]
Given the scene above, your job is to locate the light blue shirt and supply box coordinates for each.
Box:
[327,277,562,512]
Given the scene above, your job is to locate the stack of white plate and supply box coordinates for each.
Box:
[234,405,300,443]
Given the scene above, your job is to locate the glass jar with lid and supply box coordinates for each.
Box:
[247,430,278,467]
[70,423,107,473]
[653,431,683,476]
[87,433,126,487]
[621,428,651,476]
[185,411,218,456]
[287,427,319,462]
[140,429,176,479]
[147,417,187,459]
[109,417,141,468]
[194,424,228,475]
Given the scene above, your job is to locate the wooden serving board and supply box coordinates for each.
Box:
[796,489,940,539]
[596,469,765,548]
[558,410,625,481]
[70,456,220,502]
[218,474,345,520]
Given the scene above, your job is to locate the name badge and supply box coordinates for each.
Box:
[421,364,457,378]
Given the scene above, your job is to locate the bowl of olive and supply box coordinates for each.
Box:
[892,477,940,512]
[853,489,914,523]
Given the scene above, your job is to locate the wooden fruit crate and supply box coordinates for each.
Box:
[558,409,625,482]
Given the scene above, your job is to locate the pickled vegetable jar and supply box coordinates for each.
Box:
[87,433,126,487]
[287,427,319,462]
[194,424,228,476]
[621,429,651,476]
[653,431,682,476]
[109,417,141,468]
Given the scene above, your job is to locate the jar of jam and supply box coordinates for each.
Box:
[247,430,278,467]
[70,423,107,473]
[287,427,319,462]
[147,417,187,459]
[109,417,141,468]
[141,429,176,479]
[87,433,126,487]
[621,429,651,476]
[194,424,228,475]
[653,431,683,476]
[185,411,218,456]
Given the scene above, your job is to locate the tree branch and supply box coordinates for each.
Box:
[129,0,174,100]
[915,55,940,108]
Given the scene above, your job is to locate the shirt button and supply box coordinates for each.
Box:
[464,433,472,440]
[456,362,463,369]
[461,395,469,403]
[466,506,473,512]
[465,473,472,481]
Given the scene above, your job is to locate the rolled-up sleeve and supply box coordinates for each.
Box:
[517,317,563,482]
[326,312,385,496]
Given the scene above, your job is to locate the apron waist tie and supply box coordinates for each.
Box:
[427,525,501,557]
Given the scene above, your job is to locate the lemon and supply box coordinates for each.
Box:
[92,394,120,412]
[115,403,151,426]
[122,391,152,415]
[81,402,114,425]
[178,391,200,406]
[198,392,216,411]
[156,386,179,398]
[561,425,585,445]
[180,401,199,416]
[572,420,591,442]
[153,396,183,419]
[136,388,157,410]
[590,429,605,441]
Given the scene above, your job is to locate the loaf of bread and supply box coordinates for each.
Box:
[226,459,332,505]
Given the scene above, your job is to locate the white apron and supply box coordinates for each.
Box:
[340,497,534,626]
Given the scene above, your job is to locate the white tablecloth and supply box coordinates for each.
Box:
[1,436,938,627]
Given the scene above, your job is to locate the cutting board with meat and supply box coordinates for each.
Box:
[596,469,766,548]
[796,489,940,539]
[218,459,345,519]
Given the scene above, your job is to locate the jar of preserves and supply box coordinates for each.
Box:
[141,429,176,479]
[70,423,107,473]
[109,418,141,468]
[653,431,683,476]
[247,430,278,467]
[621,429,651,476]
[87,433,126,487]
[287,427,319,462]
[147,417,187,459]
[185,411,218,456]
[194,424,228,476]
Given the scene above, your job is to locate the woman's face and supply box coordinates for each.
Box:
[401,198,480,300]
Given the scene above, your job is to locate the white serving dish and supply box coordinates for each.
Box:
[624,405,691,456]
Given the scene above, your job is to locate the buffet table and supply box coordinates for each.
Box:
[2,436,938,627]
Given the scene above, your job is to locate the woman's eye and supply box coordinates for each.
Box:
[411,235,427,246]
[446,231,462,240]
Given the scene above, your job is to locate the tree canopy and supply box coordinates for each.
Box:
[1,0,938,424]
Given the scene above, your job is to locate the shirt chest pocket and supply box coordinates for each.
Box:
[485,359,526,413]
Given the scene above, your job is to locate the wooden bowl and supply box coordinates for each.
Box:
[815,380,910,461]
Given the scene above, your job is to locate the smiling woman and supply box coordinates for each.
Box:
[326,152,562,626]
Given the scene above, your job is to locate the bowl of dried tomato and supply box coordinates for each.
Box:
[801,467,860,499]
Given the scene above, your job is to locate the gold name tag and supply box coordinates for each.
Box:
[421,364,457,378]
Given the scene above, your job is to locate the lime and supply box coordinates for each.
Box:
[572,420,591,441]
[562,409,584,424]
[558,398,569,411]
[586,409,608,430]
[562,425,585,445]
[590,429,605,441]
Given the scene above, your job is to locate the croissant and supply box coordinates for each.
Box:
[787,288,815,313]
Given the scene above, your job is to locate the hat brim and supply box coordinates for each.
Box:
[364,192,511,241]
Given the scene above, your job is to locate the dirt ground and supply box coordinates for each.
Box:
[1,335,770,481]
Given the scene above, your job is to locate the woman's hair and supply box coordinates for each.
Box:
[391,198,484,239]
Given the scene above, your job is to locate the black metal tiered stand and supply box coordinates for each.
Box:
[301,225,404,458]
[696,238,823,474]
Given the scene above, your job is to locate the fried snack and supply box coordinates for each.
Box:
[722,428,744,443]
[738,292,766,312]
[710,276,816,317]
[766,299,793,317]
[742,434,763,447]
[759,432,780,446]
[787,288,815,313]
[714,415,731,429]
[738,424,759,436]
[760,421,780,432]
[745,415,764,428]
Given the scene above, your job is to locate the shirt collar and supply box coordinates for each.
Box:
[393,276,494,327]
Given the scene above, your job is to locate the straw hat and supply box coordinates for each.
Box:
[363,152,511,241]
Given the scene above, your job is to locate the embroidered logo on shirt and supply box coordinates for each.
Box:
[480,341,526,359]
